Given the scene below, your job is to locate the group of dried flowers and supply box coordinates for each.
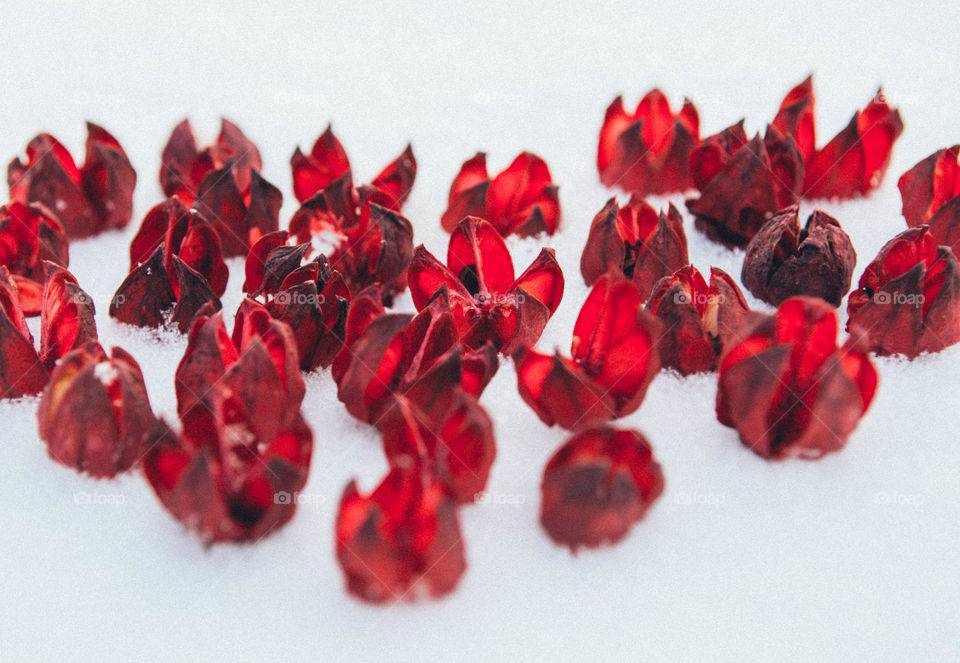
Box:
[2,76,959,604]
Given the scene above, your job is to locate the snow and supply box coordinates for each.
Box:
[2,1,960,661]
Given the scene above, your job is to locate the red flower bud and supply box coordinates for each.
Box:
[0,266,47,397]
[847,226,960,357]
[687,124,803,247]
[337,294,498,423]
[540,426,664,550]
[8,123,136,238]
[802,88,902,199]
[408,217,564,354]
[717,296,878,459]
[193,163,282,258]
[291,125,416,208]
[580,196,688,297]
[379,387,495,505]
[37,342,154,478]
[160,118,262,206]
[129,197,229,297]
[336,467,466,603]
[111,244,221,332]
[143,409,313,545]
[441,152,559,237]
[742,206,856,307]
[898,145,960,253]
[646,265,750,375]
[597,89,700,195]
[516,273,660,429]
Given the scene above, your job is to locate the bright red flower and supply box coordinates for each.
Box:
[243,241,354,371]
[580,196,688,297]
[7,123,136,238]
[379,385,495,505]
[441,152,560,237]
[110,243,221,332]
[771,75,817,163]
[40,264,98,370]
[717,296,878,459]
[408,217,564,354]
[336,467,466,603]
[540,426,664,550]
[646,265,750,375]
[0,202,69,314]
[37,342,154,478]
[898,145,960,253]
[515,273,660,429]
[597,89,700,195]
[847,226,960,357]
[128,196,229,297]
[798,87,903,200]
[336,293,498,423]
[143,409,313,544]
[0,266,48,398]
[160,118,262,206]
[176,307,305,443]
[291,125,417,207]
[687,122,803,247]
[742,206,856,307]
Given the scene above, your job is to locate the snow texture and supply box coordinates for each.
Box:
[1,2,958,661]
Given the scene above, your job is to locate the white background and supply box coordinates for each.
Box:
[1,2,959,661]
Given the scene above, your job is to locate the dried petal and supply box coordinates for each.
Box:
[540,426,664,550]
[772,75,816,163]
[329,203,413,304]
[194,165,281,258]
[0,202,69,290]
[39,264,98,369]
[898,145,960,254]
[0,267,47,397]
[742,206,856,307]
[717,296,878,459]
[597,90,700,195]
[37,342,154,478]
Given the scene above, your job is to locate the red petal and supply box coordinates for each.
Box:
[291,125,352,203]
[80,122,136,233]
[772,75,816,163]
[371,144,417,209]
[110,244,177,328]
[514,348,615,430]
[0,267,47,397]
[447,216,516,296]
[441,152,490,233]
[40,265,98,369]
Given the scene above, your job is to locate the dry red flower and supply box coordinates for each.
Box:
[741,206,856,307]
[847,226,960,357]
[597,89,699,196]
[646,265,750,375]
[291,125,416,207]
[8,123,136,238]
[0,266,48,398]
[160,118,262,205]
[717,296,878,459]
[687,123,803,247]
[540,426,664,550]
[898,145,960,253]
[40,263,98,370]
[37,341,154,478]
[441,152,560,237]
[515,273,660,429]
[408,216,563,354]
[579,196,688,297]
[336,467,466,603]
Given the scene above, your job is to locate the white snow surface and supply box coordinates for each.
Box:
[2,2,959,661]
